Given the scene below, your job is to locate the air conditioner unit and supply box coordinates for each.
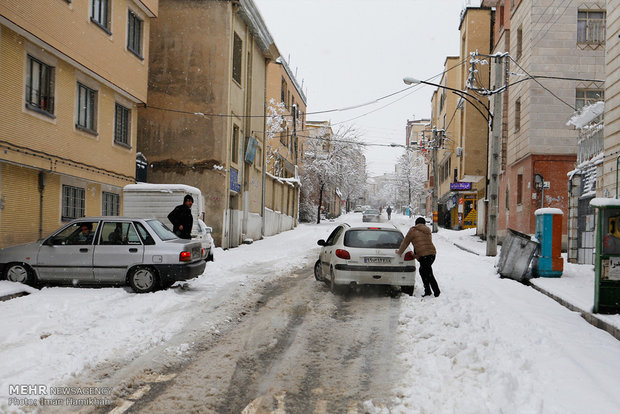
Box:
[456,147,463,157]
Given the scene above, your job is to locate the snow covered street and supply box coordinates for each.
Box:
[1,213,620,413]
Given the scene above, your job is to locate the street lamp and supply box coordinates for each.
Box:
[404,65,505,255]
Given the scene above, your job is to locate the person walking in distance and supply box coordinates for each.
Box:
[396,217,440,297]
[386,206,392,220]
[167,194,194,239]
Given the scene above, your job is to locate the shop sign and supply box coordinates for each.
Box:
[450,182,472,191]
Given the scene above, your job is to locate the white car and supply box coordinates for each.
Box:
[314,223,416,295]
[362,209,381,222]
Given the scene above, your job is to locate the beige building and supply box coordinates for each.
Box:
[137,0,282,248]
[0,0,157,248]
[265,57,307,179]
[427,7,491,230]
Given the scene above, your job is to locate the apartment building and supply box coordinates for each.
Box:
[265,57,307,179]
[0,0,157,248]
[488,0,605,244]
[428,7,491,230]
[137,0,278,248]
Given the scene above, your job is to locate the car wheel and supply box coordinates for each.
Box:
[4,263,33,285]
[314,260,322,281]
[401,285,414,296]
[206,251,214,262]
[128,266,158,293]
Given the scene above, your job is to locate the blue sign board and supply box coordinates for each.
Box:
[230,167,241,192]
[245,137,258,164]
[450,182,472,191]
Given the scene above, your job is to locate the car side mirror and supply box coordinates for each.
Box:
[317,239,326,246]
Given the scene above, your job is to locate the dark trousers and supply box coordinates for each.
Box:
[418,255,440,295]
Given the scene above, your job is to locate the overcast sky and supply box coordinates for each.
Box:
[253,0,483,176]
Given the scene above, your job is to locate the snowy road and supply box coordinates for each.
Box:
[1,213,620,414]
[115,264,402,413]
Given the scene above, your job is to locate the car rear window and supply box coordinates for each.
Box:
[146,219,177,241]
[344,229,403,249]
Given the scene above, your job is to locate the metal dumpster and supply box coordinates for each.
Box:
[497,228,539,282]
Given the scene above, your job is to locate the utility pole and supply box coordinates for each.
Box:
[485,55,506,256]
[432,127,439,233]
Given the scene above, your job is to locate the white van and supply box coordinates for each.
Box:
[123,183,214,261]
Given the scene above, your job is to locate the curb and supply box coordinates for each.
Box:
[0,291,30,302]
[447,238,620,342]
[529,283,620,341]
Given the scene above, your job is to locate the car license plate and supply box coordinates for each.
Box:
[364,257,391,264]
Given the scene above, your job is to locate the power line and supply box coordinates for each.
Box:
[509,56,576,111]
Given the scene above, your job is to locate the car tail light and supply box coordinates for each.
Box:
[179,251,192,262]
[201,248,205,257]
[335,249,351,260]
[404,251,415,261]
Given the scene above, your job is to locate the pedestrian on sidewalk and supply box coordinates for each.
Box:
[167,194,194,239]
[396,217,440,297]
[386,206,392,220]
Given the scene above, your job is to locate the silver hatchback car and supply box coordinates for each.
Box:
[0,217,206,293]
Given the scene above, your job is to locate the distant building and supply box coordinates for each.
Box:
[0,0,158,247]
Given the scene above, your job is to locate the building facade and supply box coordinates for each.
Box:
[137,0,278,248]
[0,0,157,248]
[492,0,605,245]
[427,7,491,230]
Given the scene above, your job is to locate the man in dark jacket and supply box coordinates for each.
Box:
[167,194,194,239]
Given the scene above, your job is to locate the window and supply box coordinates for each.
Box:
[25,55,54,115]
[499,2,505,28]
[91,0,111,33]
[516,27,522,60]
[281,77,287,105]
[76,83,97,132]
[62,185,85,220]
[516,174,523,205]
[576,89,604,110]
[232,33,242,84]
[515,97,521,132]
[127,10,143,58]
[280,128,287,146]
[114,103,130,146]
[100,222,140,245]
[232,124,239,163]
[578,11,606,44]
[102,192,120,216]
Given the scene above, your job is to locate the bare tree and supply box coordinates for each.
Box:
[300,125,365,223]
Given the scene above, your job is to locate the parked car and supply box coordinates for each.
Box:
[0,217,206,293]
[314,223,416,295]
[123,183,214,262]
[362,209,381,222]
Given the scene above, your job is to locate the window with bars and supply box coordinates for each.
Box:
[578,11,606,44]
[232,33,242,84]
[62,185,85,220]
[516,174,523,205]
[91,0,111,33]
[114,103,130,146]
[102,192,120,216]
[127,10,143,58]
[77,83,97,132]
[25,55,54,115]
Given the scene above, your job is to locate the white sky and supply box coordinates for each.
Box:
[254,0,483,176]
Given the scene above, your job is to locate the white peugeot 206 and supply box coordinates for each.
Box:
[314,223,416,295]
